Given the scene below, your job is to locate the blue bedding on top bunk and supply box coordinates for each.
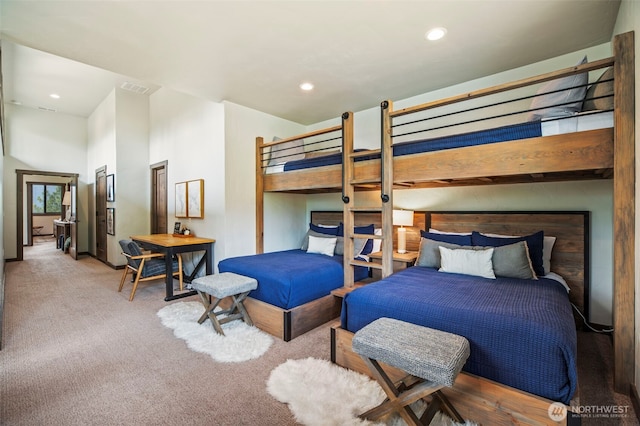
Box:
[218,249,369,310]
[283,121,543,171]
[340,266,577,404]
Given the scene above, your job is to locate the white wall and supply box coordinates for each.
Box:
[149,88,225,272]
[3,103,89,258]
[223,101,307,257]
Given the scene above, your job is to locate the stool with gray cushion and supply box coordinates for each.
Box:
[191,272,258,336]
[352,317,470,426]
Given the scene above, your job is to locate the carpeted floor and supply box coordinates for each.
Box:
[1,236,637,425]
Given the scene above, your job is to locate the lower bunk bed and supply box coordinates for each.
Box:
[218,212,376,341]
[331,211,588,425]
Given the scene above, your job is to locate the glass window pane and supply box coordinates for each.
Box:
[45,185,62,213]
[33,185,45,213]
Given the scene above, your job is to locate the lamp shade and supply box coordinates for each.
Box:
[393,209,414,227]
[62,191,72,206]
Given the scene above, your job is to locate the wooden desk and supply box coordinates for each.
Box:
[130,234,216,301]
[53,220,71,249]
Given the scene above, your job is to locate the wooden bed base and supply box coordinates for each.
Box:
[331,324,579,425]
[231,293,341,342]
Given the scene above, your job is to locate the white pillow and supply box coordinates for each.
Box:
[306,235,337,256]
[528,56,588,120]
[438,246,495,279]
[429,228,472,236]
[371,228,383,253]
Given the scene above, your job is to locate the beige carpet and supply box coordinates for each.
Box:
[1,236,637,425]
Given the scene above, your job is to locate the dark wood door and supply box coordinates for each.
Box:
[95,167,107,262]
[151,161,168,234]
[69,180,78,259]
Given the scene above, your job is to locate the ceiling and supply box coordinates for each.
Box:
[0,1,621,125]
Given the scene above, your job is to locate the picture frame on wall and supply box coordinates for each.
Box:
[106,174,115,202]
[187,179,204,219]
[106,208,115,235]
[175,182,187,218]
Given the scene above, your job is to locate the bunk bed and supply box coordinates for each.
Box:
[255,31,635,424]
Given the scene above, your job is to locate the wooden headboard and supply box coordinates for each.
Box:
[311,210,589,319]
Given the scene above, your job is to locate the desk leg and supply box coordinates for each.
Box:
[205,243,214,274]
[164,249,174,301]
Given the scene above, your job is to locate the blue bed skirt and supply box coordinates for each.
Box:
[340,266,577,404]
[284,121,543,171]
[218,249,368,310]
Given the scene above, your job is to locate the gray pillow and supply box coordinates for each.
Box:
[416,238,536,280]
[301,229,331,251]
[582,67,613,111]
[528,56,588,121]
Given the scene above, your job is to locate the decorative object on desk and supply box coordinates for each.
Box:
[62,190,72,221]
[106,174,115,202]
[175,182,187,218]
[157,301,273,363]
[187,179,204,218]
[393,209,414,254]
[106,208,115,235]
[267,357,476,426]
[173,222,182,234]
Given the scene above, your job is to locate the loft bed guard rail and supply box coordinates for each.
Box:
[255,112,353,253]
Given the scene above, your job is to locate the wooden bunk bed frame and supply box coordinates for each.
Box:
[332,211,587,425]
[255,31,635,421]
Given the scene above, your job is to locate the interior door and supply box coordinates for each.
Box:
[95,167,107,263]
[69,179,78,259]
[151,161,168,234]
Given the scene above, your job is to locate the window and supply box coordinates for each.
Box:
[32,184,63,215]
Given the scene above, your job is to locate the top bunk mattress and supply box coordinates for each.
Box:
[273,111,613,173]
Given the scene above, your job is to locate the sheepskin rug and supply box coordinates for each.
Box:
[266,357,477,426]
[157,301,273,362]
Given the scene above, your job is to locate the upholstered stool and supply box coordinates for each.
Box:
[191,272,258,336]
[352,317,470,426]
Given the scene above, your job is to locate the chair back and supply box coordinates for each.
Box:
[119,239,143,269]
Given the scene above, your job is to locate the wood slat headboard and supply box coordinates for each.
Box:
[311,210,589,319]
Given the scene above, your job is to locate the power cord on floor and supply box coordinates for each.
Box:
[572,302,614,333]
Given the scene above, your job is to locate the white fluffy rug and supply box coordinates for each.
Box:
[157,301,273,362]
[267,358,477,426]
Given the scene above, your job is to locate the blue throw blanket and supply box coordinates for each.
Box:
[218,249,368,310]
[341,266,577,404]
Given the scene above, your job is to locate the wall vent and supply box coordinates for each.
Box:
[120,81,150,94]
[37,106,57,112]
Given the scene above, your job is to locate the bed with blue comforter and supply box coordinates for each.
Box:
[340,266,577,404]
[218,249,369,310]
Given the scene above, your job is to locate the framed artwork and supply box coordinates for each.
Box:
[106,174,115,202]
[106,208,115,235]
[187,179,204,218]
[175,182,187,218]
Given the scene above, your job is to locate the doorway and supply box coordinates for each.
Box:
[95,166,107,263]
[150,161,168,234]
[15,170,79,262]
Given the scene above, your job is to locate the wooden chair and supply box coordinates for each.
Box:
[118,239,183,301]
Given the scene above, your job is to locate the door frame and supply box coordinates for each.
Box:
[15,169,79,261]
[150,160,168,234]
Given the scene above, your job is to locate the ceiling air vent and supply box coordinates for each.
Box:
[120,81,150,95]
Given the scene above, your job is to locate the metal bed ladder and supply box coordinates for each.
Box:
[341,104,394,288]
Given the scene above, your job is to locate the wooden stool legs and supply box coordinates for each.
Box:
[196,290,253,336]
[359,357,464,426]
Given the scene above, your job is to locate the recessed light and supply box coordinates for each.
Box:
[425,27,447,41]
[299,82,314,91]
[49,93,61,99]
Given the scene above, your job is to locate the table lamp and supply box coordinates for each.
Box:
[393,209,414,254]
[62,191,72,221]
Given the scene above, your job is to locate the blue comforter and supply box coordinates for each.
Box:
[284,121,542,171]
[341,266,577,404]
[218,249,368,310]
